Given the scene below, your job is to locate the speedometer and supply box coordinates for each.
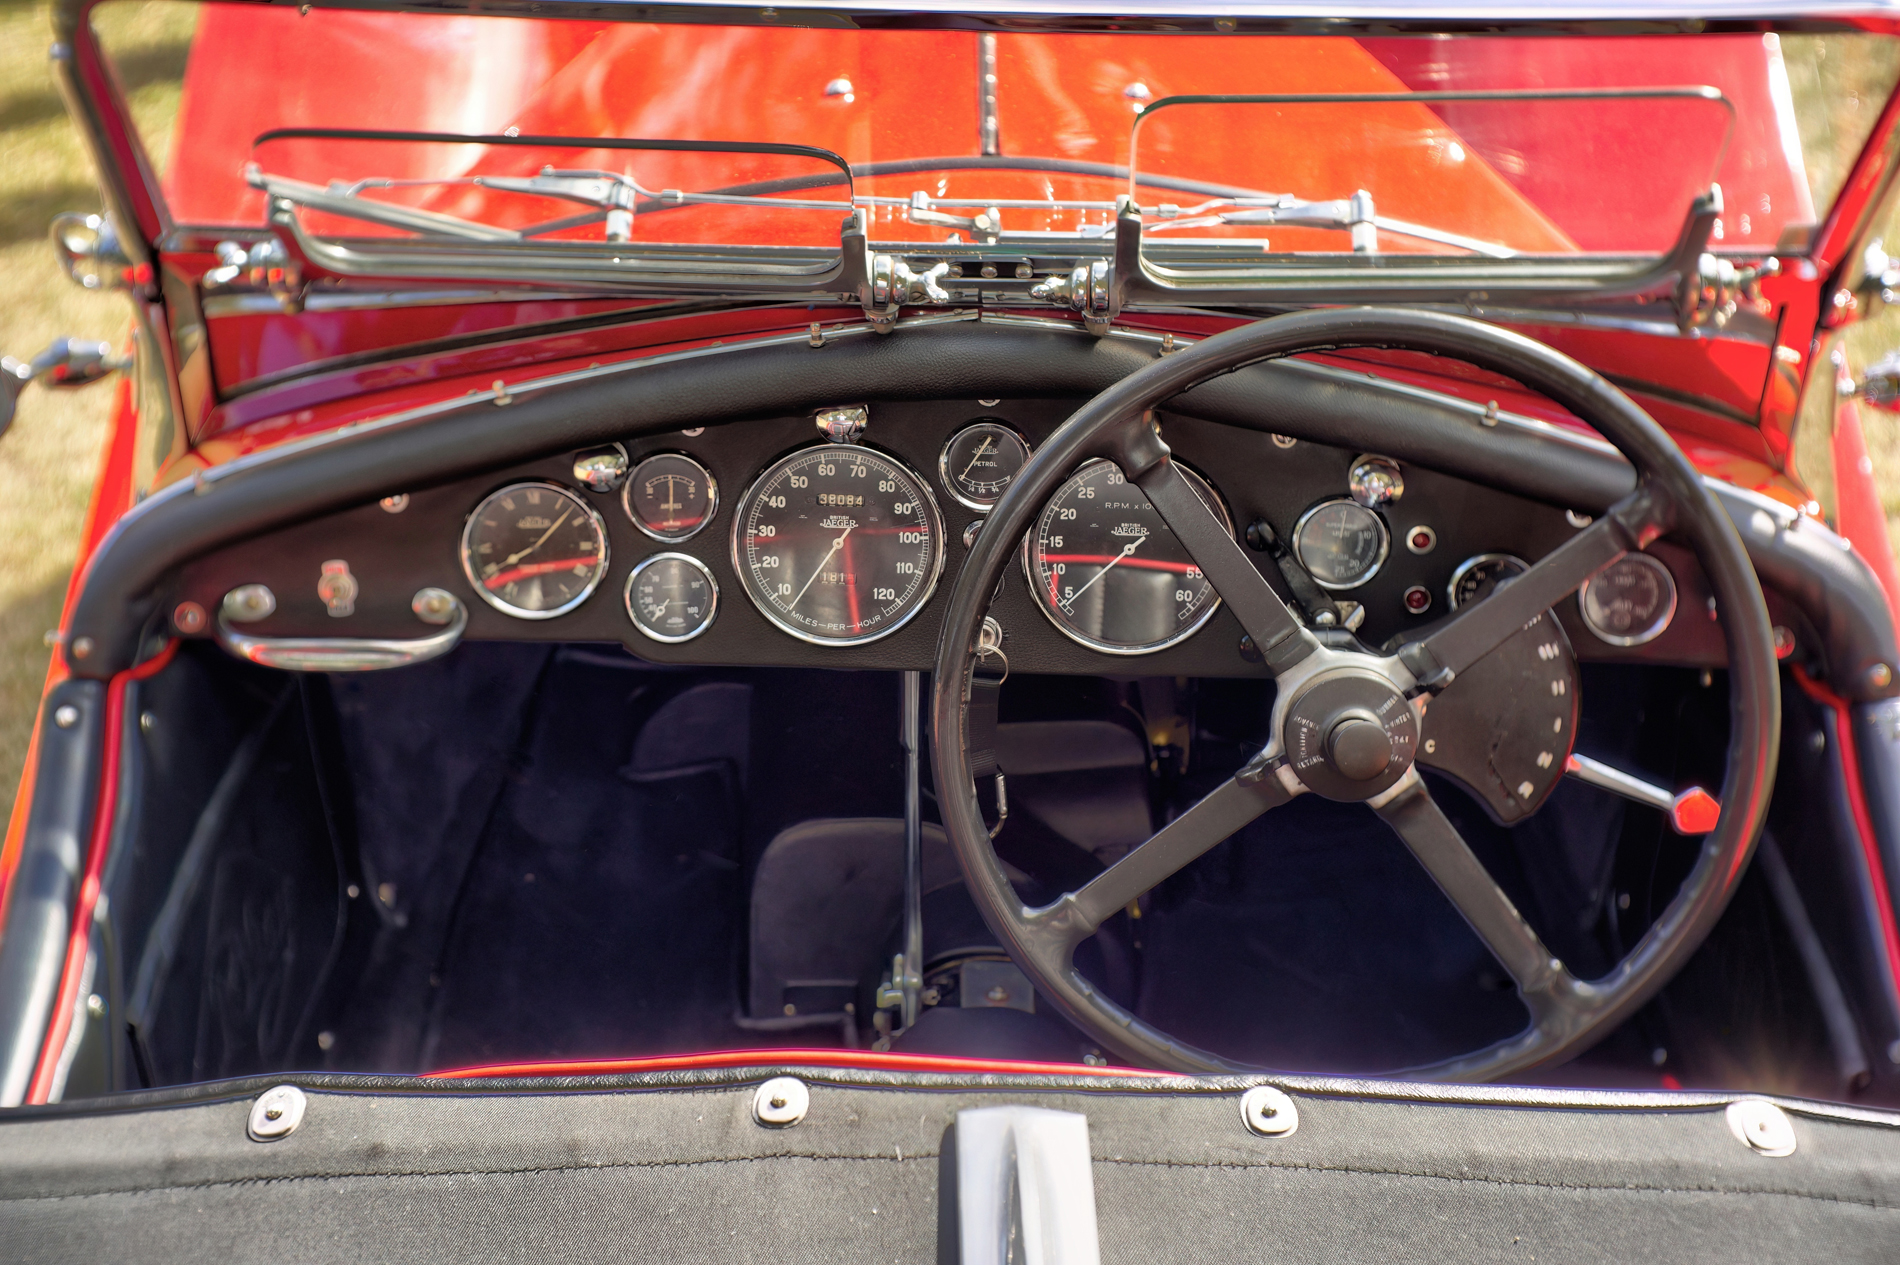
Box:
[730,444,944,645]
[1024,458,1228,655]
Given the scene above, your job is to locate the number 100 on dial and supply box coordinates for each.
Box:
[730,445,945,646]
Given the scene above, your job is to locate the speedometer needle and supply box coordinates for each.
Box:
[786,526,852,609]
[502,504,572,567]
[1058,534,1145,611]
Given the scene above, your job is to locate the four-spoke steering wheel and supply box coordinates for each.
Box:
[931,308,1780,1079]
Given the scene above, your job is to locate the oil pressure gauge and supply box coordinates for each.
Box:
[1580,553,1678,645]
[625,553,719,643]
[1293,498,1389,590]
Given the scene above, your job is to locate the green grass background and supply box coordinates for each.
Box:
[3,9,1900,825]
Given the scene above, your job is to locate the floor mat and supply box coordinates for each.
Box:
[421,658,753,1070]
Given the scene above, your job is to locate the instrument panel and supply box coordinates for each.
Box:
[172,396,1786,677]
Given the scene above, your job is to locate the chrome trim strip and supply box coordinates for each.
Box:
[202,288,619,318]
[214,594,468,672]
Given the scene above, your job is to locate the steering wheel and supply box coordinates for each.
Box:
[930,308,1780,1079]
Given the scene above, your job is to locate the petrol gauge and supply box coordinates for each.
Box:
[625,553,719,643]
[730,445,944,645]
[460,481,609,619]
[1448,553,1528,610]
[1580,553,1678,646]
[1024,458,1228,655]
[624,452,717,542]
[1293,498,1389,590]
[939,421,1030,511]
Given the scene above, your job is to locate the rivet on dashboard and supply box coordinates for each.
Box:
[223,585,277,624]
[1270,434,1297,449]
[173,602,206,634]
[1870,663,1894,690]
[380,494,410,514]
[54,705,79,729]
[412,588,461,626]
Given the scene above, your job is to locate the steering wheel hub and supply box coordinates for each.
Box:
[1282,672,1419,801]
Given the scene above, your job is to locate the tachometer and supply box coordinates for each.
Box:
[730,444,944,645]
[1024,458,1228,655]
[460,481,609,619]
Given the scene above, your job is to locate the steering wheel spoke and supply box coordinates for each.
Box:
[1117,431,1320,676]
[1373,772,1585,1024]
[1399,484,1673,693]
[1024,764,1293,957]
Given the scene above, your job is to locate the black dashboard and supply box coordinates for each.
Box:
[170,395,1794,677]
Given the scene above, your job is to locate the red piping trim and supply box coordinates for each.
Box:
[427,1048,1163,1080]
[25,639,179,1104]
[1794,666,1900,1014]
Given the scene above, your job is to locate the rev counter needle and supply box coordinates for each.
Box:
[1059,533,1145,612]
[501,503,572,568]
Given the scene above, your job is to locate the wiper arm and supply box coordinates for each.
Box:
[1144,189,1517,259]
[246,168,521,242]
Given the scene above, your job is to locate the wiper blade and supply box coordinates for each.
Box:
[1143,190,1517,259]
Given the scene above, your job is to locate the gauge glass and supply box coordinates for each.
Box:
[939,421,1031,511]
[1293,498,1390,590]
[624,453,718,542]
[625,553,719,643]
[1447,553,1528,610]
[461,481,608,619]
[1024,458,1228,655]
[1580,553,1678,646]
[730,444,944,645]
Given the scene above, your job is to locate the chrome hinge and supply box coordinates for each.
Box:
[207,234,306,314]
[1030,260,1114,334]
[862,254,954,332]
[815,404,868,443]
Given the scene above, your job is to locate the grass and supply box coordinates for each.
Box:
[3,17,1900,828]
[0,0,190,824]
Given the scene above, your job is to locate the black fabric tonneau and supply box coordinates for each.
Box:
[3,1069,1898,1262]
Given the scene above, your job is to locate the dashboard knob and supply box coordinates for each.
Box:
[1327,715,1393,781]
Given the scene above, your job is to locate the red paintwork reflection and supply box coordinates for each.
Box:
[425,1047,1162,1079]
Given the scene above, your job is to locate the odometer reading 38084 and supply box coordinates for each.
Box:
[731,444,945,645]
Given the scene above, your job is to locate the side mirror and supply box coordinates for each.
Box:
[50,213,137,291]
[1848,350,1900,412]
[0,338,128,440]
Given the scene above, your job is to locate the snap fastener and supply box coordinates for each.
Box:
[248,1084,307,1142]
[753,1076,809,1128]
[1240,1085,1299,1137]
[1726,1099,1795,1157]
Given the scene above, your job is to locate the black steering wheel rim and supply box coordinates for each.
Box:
[929,306,1780,1080]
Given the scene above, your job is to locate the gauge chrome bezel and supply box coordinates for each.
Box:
[624,551,720,644]
[1293,496,1391,591]
[1579,552,1679,647]
[1446,552,1528,611]
[1021,457,1232,657]
[939,420,1032,513]
[459,480,610,621]
[622,451,719,543]
[728,442,946,648]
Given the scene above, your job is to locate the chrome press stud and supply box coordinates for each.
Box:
[1240,1085,1299,1137]
[752,1076,810,1128]
[247,1084,308,1142]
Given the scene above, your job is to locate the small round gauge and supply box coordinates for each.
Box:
[625,553,719,643]
[1293,498,1390,590]
[623,453,718,542]
[1448,553,1528,610]
[940,421,1031,511]
[731,444,944,645]
[1580,553,1679,646]
[461,481,609,619]
[1024,458,1228,655]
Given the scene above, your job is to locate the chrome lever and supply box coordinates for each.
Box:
[215,587,467,672]
[1565,753,1720,834]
